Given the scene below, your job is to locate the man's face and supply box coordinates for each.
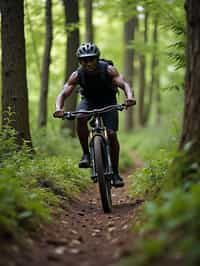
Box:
[79,56,98,72]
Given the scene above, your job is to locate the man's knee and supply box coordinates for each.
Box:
[77,117,88,132]
[77,116,88,125]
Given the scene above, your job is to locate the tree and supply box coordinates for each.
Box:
[38,0,53,128]
[84,0,93,42]
[143,16,159,124]
[1,0,32,147]
[138,12,148,126]
[62,0,80,136]
[123,17,137,131]
[156,78,161,125]
[179,0,200,158]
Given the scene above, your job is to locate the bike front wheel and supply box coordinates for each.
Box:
[94,135,112,213]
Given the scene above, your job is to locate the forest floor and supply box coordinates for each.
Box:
[0,154,144,266]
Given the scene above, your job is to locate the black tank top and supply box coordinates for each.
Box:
[77,61,117,105]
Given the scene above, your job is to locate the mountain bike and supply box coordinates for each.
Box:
[63,104,127,213]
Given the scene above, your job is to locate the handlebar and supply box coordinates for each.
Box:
[63,104,127,120]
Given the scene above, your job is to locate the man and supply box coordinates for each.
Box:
[54,43,136,187]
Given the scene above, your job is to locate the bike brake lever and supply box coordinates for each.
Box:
[63,112,75,120]
[118,104,127,111]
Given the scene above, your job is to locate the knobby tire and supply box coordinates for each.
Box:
[94,135,112,213]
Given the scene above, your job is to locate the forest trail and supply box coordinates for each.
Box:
[0,155,143,266]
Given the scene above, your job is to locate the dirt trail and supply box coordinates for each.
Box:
[1,157,143,266]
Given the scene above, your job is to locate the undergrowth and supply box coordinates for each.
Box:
[123,166,200,266]
[121,111,200,265]
[0,125,90,237]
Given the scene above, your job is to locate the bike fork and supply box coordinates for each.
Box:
[104,143,113,179]
[89,137,113,183]
[90,142,98,183]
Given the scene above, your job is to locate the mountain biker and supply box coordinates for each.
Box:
[53,43,136,187]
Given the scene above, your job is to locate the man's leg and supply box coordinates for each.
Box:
[107,130,124,187]
[77,117,90,168]
[107,130,119,173]
[76,98,91,168]
[77,117,89,154]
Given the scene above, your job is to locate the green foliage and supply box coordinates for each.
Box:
[0,0,188,255]
[32,126,82,159]
[129,149,174,200]
[94,0,138,21]
[0,126,90,236]
[119,147,133,171]
[0,126,17,163]
[167,34,185,71]
[121,87,200,266]
[124,184,200,266]
[123,90,183,161]
[161,0,185,77]
[123,143,200,265]
[0,139,51,235]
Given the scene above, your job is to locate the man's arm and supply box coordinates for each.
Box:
[107,65,136,106]
[53,71,78,117]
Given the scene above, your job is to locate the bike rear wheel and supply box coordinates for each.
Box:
[94,135,112,213]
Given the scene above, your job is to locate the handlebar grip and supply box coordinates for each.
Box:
[117,104,126,111]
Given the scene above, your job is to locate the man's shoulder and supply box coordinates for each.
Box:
[98,60,115,76]
[68,70,79,84]
[107,65,119,78]
[99,58,114,66]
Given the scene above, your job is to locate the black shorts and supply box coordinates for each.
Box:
[76,98,119,132]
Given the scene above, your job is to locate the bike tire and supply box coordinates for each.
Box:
[94,135,112,213]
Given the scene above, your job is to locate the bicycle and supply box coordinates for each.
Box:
[63,104,127,213]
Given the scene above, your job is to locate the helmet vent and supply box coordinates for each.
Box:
[76,43,100,58]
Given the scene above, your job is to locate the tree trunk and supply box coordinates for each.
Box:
[138,12,148,126]
[123,17,136,131]
[1,0,32,147]
[38,0,53,128]
[62,0,80,136]
[144,17,158,124]
[84,0,93,43]
[179,0,200,157]
[156,77,161,125]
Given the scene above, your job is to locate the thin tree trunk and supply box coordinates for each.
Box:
[123,17,136,131]
[1,0,32,147]
[179,0,200,158]
[144,17,158,124]
[138,12,148,126]
[84,0,93,43]
[38,0,53,128]
[62,0,80,137]
[156,77,161,125]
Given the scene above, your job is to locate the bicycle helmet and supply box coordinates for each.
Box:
[76,43,100,58]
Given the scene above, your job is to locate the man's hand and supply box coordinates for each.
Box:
[125,97,136,107]
[53,110,64,118]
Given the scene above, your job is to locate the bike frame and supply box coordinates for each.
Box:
[89,113,113,183]
[63,104,127,212]
[63,104,126,179]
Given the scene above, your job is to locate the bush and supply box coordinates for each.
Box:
[124,184,200,266]
[129,149,174,200]
[0,126,90,236]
